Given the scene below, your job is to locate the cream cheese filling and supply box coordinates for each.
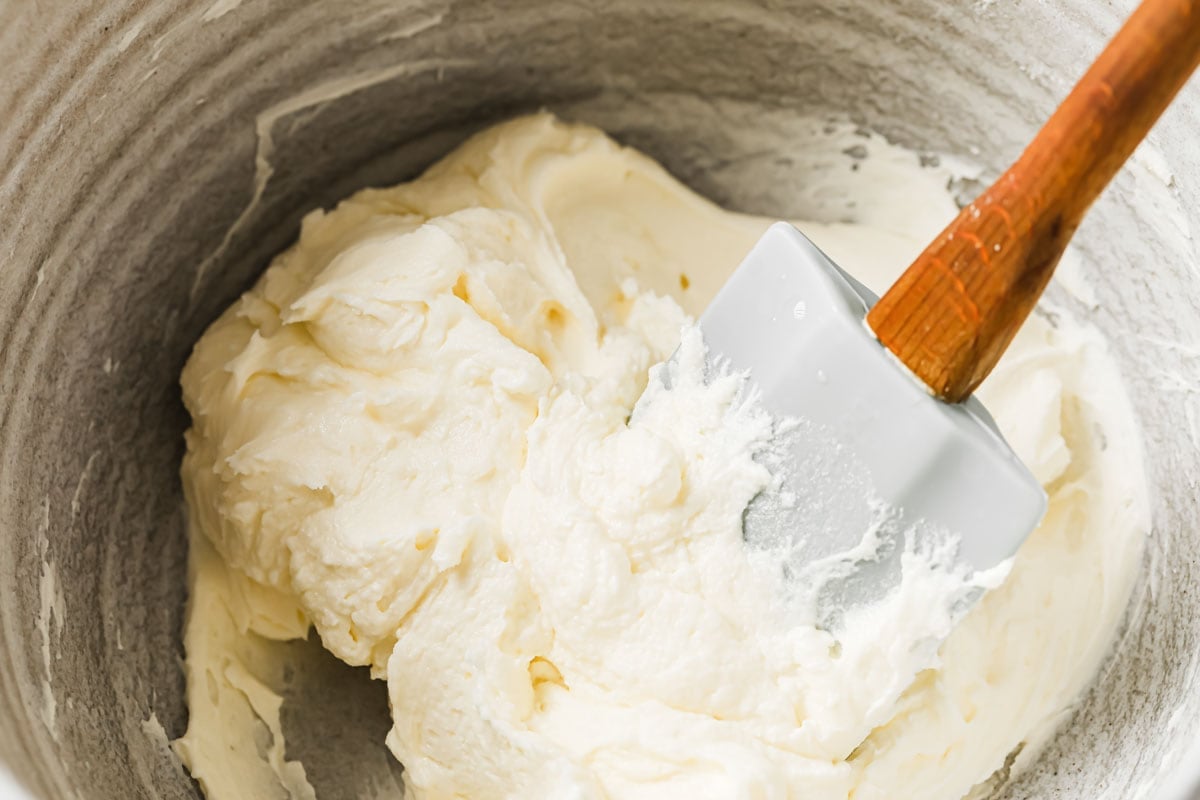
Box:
[175,114,1148,800]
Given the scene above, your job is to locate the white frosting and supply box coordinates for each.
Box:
[175,114,1148,799]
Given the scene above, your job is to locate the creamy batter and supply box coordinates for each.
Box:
[174,114,1148,799]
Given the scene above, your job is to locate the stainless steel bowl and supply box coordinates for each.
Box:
[0,1,1197,797]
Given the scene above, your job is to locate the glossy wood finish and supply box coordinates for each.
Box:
[867,0,1200,402]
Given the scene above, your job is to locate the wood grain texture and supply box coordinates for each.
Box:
[867,0,1200,402]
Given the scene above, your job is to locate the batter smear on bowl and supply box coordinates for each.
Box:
[175,115,1148,800]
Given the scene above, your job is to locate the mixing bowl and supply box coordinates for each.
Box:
[1,0,1197,797]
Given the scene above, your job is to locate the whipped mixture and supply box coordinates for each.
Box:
[174,114,1148,799]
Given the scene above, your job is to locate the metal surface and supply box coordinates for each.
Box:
[0,0,1196,798]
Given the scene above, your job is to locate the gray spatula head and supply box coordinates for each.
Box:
[701,223,1046,624]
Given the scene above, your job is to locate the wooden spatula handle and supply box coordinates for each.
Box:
[867,0,1200,403]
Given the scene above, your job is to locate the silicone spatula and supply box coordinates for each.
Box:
[700,0,1200,615]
